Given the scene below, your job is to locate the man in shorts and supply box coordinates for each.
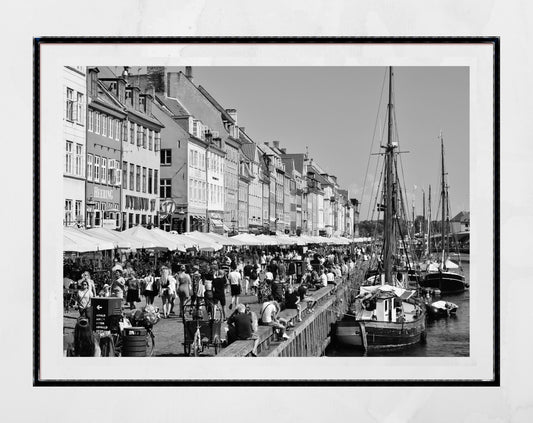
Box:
[228,264,242,310]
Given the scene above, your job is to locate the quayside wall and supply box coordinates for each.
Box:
[218,266,364,357]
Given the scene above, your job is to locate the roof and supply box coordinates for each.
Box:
[156,94,190,117]
[451,211,470,223]
[197,85,236,124]
[281,153,306,174]
[241,141,257,163]
[281,157,295,174]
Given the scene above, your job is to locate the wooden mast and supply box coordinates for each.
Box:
[383,66,395,285]
[440,132,447,269]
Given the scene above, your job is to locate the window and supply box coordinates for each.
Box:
[133,123,138,146]
[129,121,134,144]
[160,179,171,198]
[115,161,122,186]
[88,109,94,132]
[75,200,82,222]
[160,149,171,165]
[95,112,100,134]
[142,167,147,193]
[75,143,83,176]
[76,92,84,124]
[122,161,128,189]
[66,88,74,121]
[65,141,73,174]
[136,165,141,192]
[154,170,158,193]
[189,179,193,199]
[115,119,120,141]
[148,169,153,194]
[65,199,72,225]
[129,163,134,191]
[102,114,107,136]
[94,156,100,181]
[143,127,147,149]
[101,158,107,183]
[87,154,93,181]
[108,159,115,184]
[155,132,161,152]
[137,124,143,147]
[149,130,153,151]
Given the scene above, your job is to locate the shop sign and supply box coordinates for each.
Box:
[93,187,113,200]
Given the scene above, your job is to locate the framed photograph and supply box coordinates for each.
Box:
[34,37,499,386]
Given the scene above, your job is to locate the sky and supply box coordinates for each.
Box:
[181,66,469,220]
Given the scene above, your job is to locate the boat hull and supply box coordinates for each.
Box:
[335,314,426,350]
[420,271,466,294]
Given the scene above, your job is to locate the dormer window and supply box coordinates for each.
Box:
[139,95,146,112]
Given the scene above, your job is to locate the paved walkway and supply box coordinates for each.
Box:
[64,290,264,357]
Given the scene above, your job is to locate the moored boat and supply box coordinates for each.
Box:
[419,133,467,294]
[334,67,426,351]
[425,300,458,319]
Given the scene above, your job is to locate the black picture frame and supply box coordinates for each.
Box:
[34,36,500,387]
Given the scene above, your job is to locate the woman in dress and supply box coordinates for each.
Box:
[77,279,94,322]
[159,266,176,319]
[142,270,157,306]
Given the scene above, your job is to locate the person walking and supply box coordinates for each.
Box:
[159,266,176,319]
[228,264,242,310]
[212,264,228,321]
[110,265,126,300]
[176,265,191,318]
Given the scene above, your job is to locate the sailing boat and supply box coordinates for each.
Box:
[335,67,426,350]
[419,134,467,294]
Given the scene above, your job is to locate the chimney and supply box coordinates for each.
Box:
[273,140,280,149]
[185,66,193,82]
[226,109,238,124]
[264,141,269,146]
[117,77,126,104]
[280,148,287,154]
[166,72,180,98]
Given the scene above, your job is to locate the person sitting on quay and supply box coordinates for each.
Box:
[318,267,328,289]
[271,277,285,304]
[259,298,289,340]
[227,303,260,356]
[284,285,302,322]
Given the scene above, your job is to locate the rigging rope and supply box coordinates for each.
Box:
[361,69,388,220]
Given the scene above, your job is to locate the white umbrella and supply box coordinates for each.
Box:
[182,231,223,251]
[122,225,176,250]
[64,227,115,251]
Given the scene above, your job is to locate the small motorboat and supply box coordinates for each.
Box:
[425,300,458,318]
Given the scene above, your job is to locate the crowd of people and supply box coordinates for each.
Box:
[65,245,366,356]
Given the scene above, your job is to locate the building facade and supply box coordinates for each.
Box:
[63,66,87,227]
[85,68,125,229]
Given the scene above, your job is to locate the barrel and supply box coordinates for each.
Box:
[122,327,147,357]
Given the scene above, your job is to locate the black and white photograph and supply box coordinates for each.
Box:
[34,39,497,386]
[60,65,471,360]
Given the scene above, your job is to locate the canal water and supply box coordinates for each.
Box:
[326,263,470,357]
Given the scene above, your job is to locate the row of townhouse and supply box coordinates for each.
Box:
[63,66,360,237]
